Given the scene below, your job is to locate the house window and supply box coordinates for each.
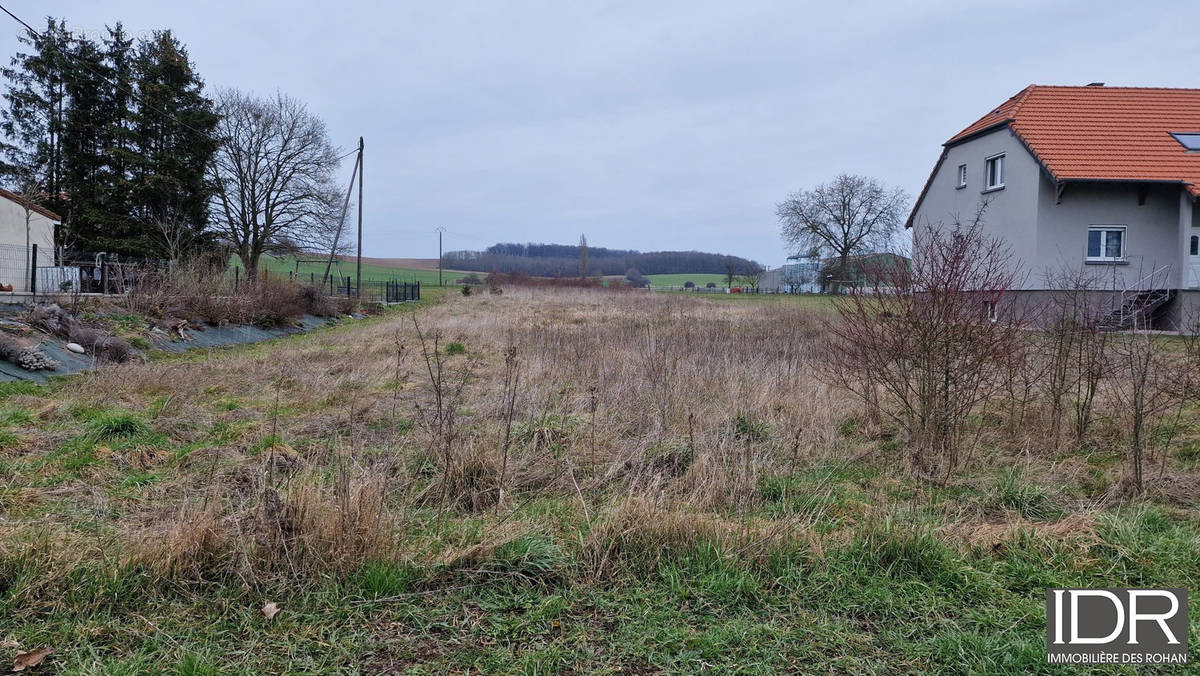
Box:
[1087,226,1126,262]
[957,164,967,189]
[982,300,997,322]
[984,154,1005,191]
[1191,235,1199,256]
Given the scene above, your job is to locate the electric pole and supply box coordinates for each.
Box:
[436,227,445,286]
[355,136,363,298]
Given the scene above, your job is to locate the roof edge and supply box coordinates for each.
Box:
[0,187,61,222]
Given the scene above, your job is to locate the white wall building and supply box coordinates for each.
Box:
[0,188,59,292]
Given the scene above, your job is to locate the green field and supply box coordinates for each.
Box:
[645,273,731,287]
[231,255,471,287]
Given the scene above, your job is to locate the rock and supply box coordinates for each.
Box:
[66,342,85,354]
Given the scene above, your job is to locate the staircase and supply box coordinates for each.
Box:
[1097,288,1174,331]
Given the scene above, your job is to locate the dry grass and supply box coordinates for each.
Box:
[4,285,1200,671]
[0,285,1195,595]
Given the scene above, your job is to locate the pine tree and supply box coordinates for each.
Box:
[127,30,218,258]
[60,32,111,253]
[0,18,72,222]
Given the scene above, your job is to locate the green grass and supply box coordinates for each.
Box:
[645,273,730,287]
[232,254,472,287]
[3,504,1197,673]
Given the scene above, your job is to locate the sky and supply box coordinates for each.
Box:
[2,1,1197,265]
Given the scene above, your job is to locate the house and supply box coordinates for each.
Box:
[0,188,57,292]
[907,84,1200,328]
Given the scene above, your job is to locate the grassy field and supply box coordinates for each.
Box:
[645,273,730,287]
[0,286,1197,672]
[233,254,472,287]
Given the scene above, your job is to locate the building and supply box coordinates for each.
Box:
[907,84,1200,328]
[760,253,821,293]
[0,188,58,292]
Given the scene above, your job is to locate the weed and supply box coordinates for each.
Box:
[991,468,1062,521]
[86,411,149,440]
[732,414,769,443]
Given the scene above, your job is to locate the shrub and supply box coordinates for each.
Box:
[624,268,649,288]
[445,342,466,355]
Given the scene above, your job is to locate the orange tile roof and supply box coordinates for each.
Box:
[947,85,1200,196]
[0,187,60,221]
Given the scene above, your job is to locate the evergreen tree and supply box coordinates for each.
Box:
[127,30,218,258]
[60,32,111,253]
[1,20,218,259]
[0,18,72,222]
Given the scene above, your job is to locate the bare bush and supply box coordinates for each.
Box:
[123,260,355,326]
[827,211,1027,478]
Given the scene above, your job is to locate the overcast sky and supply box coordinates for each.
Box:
[4,1,1197,264]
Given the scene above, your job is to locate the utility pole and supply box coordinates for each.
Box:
[436,226,445,286]
[355,136,363,298]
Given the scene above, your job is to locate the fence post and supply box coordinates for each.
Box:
[416,280,420,301]
[100,254,108,294]
[28,243,36,296]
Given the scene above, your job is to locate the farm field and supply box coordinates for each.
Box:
[0,286,1197,672]
[232,254,471,287]
[645,272,729,287]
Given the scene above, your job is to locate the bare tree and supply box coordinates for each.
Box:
[208,89,343,281]
[152,213,192,265]
[777,174,908,293]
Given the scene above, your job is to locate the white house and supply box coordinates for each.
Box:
[0,188,58,292]
[908,84,1200,328]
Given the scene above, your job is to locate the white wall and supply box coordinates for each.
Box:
[0,197,56,292]
[910,127,1041,289]
[1035,181,1182,289]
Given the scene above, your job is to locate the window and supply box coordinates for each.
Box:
[1191,235,1199,256]
[1170,132,1200,151]
[984,154,1005,190]
[1087,226,1126,262]
[956,164,967,188]
[982,300,997,322]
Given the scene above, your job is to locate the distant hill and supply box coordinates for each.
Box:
[442,242,763,277]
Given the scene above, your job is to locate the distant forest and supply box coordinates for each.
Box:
[443,243,763,277]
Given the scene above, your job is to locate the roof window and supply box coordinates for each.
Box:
[1170,132,1200,151]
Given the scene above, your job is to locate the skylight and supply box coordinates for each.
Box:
[1170,132,1200,151]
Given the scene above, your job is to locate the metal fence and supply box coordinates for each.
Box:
[0,242,53,293]
[275,270,420,304]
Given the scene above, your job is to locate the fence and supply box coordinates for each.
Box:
[0,245,423,305]
[274,269,420,304]
[0,241,54,293]
[651,285,818,294]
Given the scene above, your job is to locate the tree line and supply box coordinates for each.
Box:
[2,17,347,279]
[444,243,762,277]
